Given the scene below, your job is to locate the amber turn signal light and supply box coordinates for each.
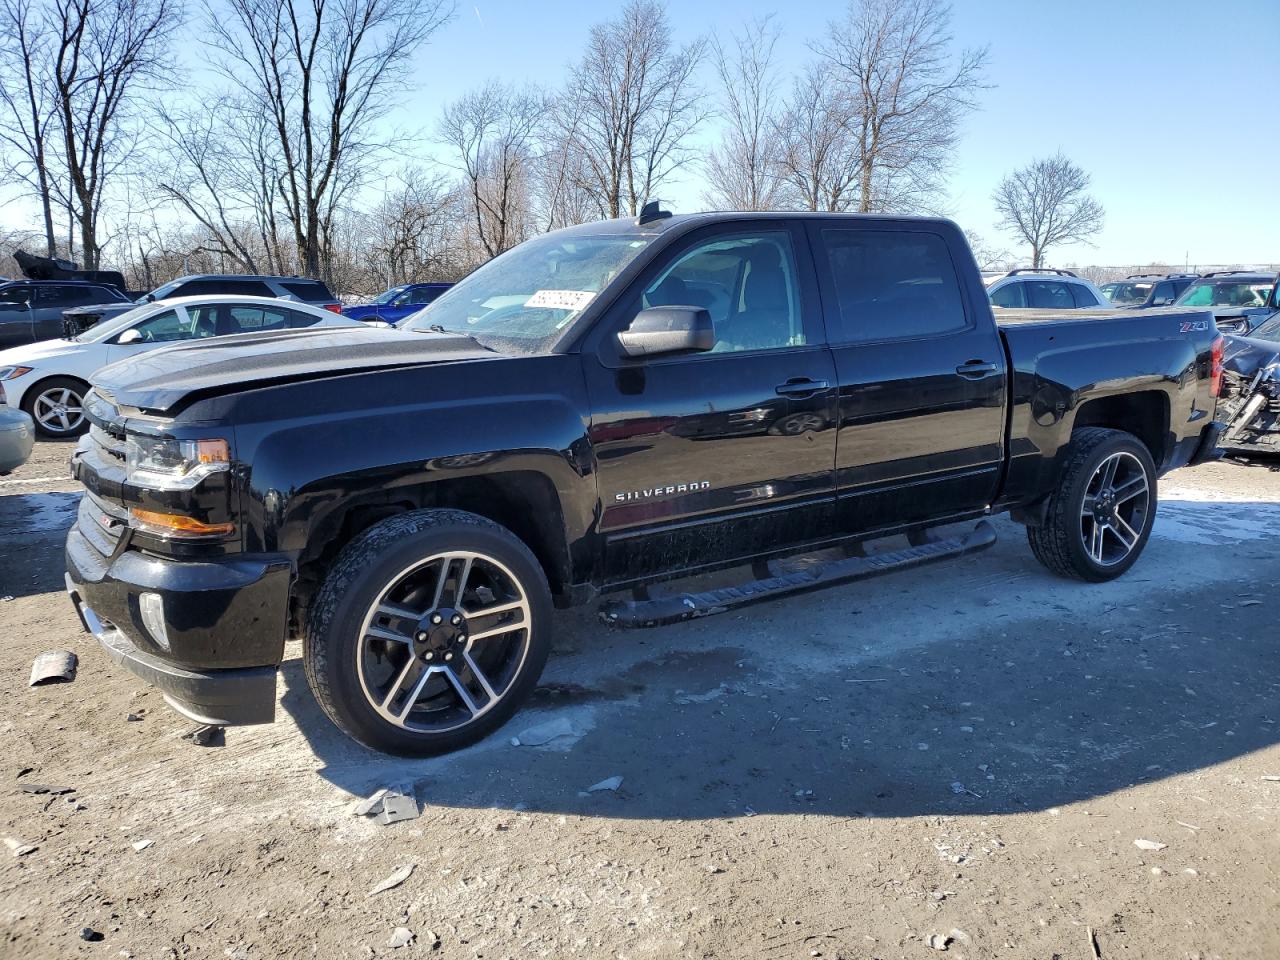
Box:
[129,507,234,537]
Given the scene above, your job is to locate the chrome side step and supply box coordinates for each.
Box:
[598,521,997,629]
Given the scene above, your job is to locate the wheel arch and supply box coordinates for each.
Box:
[289,471,577,636]
[1070,390,1170,468]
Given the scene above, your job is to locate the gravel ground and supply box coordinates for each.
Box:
[1,439,1278,960]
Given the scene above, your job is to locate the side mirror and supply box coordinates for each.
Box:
[617,306,714,358]
[116,328,143,345]
[1152,297,1172,306]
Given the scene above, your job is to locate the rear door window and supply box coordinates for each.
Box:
[820,229,968,342]
[989,282,1025,308]
[227,304,294,332]
[177,278,276,298]
[1069,283,1100,308]
[1027,281,1075,309]
[408,286,445,305]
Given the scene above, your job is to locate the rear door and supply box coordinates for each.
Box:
[806,222,1007,534]
[581,220,838,584]
[0,284,35,348]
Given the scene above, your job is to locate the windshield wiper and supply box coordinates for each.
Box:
[409,323,496,352]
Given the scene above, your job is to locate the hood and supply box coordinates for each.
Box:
[1222,334,1280,378]
[91,325,497,414]
[64,301,134,316]
[0,336,87,366]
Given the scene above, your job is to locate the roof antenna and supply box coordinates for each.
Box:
[637,199,672,226]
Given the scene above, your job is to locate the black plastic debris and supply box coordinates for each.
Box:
[29,651,78,686]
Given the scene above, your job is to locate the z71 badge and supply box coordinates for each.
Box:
[615,481,711,503]
[1180,320,1210,333]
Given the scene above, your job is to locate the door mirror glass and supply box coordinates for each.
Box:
[116,328,143,345]
[617,306,715,358]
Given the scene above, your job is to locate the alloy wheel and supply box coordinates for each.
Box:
[355,550,532,733]
[1079,451,1150,566]
[32,386,85,434]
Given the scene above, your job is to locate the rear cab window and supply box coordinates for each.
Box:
[819,229,969,342]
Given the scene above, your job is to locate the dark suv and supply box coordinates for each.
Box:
[63,275,342,335]
[0,280,132,348]
[1100,273,1199,309]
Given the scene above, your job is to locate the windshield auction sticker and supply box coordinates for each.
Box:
[525,290,597,311]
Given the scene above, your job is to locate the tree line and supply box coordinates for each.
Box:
[1,0,1104,295]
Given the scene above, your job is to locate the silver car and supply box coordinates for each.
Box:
[987,269,1111,310]
[0,407,34,473]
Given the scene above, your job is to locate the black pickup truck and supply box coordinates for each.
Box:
[65,209,1225,756]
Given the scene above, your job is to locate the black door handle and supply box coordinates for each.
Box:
[955,360,999,379]
[775,378,829,397]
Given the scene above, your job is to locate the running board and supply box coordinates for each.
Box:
[599,521,997,629]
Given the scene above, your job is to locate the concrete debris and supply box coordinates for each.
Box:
[1133,838,1167,851]
[925,932,951,950]
[368,864,414,897]
[79,927,104,942]
[587,776,623,793]
[386,927,414,949]
[29,650,77,686]
[180,725,224,747]
[131,839,153,852]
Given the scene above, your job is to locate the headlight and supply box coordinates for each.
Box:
[0,365,33,380]
[125,435,230,489]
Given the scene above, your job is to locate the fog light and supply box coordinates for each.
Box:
[139,592,170,651]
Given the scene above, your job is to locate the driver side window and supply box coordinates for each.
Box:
[128,308,204,343]
[641,233,804,353]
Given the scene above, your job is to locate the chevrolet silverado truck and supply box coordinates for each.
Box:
[65,208,1226,756]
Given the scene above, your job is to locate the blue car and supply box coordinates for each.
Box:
[342,282,452,323]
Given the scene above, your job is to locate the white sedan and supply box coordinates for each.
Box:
[0,295,369,438]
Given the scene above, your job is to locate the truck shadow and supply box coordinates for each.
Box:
[276,499,1279,821]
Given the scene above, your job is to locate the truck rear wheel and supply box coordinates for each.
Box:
[1027,427,1157,582]
[304,508,552,756]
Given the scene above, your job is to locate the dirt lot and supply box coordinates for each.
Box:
[1,439,1278,960]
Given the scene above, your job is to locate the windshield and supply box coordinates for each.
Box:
[1176,280,1273,308]
[1101,281,1152,305]
[373,286,408,305]
[75,304,150,342]
[401,232,652,350]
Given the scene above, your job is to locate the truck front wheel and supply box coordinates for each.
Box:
[1027,427,1157,582]
[304,509,553,756]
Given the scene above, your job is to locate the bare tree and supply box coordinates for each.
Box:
[703,15,784,211]
[992,152,1105,268]
[0,0,58,255]
[205,0,454,280]
[362,169,460,289]
[817,0,988,214]
[440,81,543,259]
[775,62,859,212]
[48,0,182,269]
[963,229,1012,272]
[557,0,706,219]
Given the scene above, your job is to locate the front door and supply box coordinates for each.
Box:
[581,222,839,586]
[805,222,1007,534]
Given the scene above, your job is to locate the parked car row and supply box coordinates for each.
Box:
[985,267,1279,337]
[0,296,369,438]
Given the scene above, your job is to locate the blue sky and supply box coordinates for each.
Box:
[414,0,1279,266]
[4,0,1277,267]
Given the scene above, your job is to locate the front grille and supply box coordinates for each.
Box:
[89,423,126,462]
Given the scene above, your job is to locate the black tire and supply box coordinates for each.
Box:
[22,375,90,438]
[1027,427,1158,582]
[304,508,552,756]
